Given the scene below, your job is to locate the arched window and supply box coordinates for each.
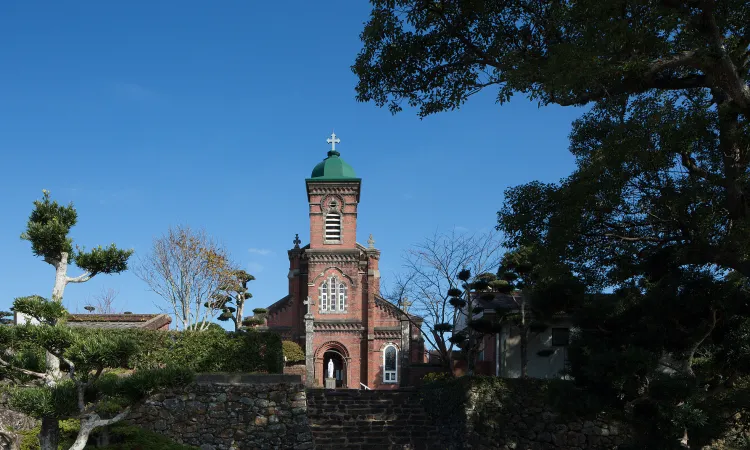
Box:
[383,345,398,383]
[320,282,328,311]
[325,212,341,242]
[338,283,346,311]
[319,276,347,313]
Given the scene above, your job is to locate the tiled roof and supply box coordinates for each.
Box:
[66,314,171,330]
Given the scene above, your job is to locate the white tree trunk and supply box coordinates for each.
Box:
[68,410,130,450]
[46,252,70,380]
[52,252,69,302]
[68,418,97,450]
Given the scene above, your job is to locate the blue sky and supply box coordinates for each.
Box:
[0,1,583,325]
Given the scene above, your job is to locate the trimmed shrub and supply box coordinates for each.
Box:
[282,341,305,364]
[71,328,283,374]
[421,371,453,384]
[19,421,197,450]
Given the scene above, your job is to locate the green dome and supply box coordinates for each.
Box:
[310,150,357,180]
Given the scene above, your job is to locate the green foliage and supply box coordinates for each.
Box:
[420,371,453,384]
[98,328,283,374]
[9,381,78,418]
[74,244,133,276]
[251,308,267,315]
[281,340,305,364]
[18,419,79,450]
[0,310,13,325]
[95,424,199,449]
[18,422,198,450]
[185,322,225,332]
[11,296,67,325]
[20,190,76,261]
[212,270,255,331]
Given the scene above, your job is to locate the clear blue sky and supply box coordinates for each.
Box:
[0,1,583,324]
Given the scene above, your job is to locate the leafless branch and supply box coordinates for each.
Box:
[134,225,237,331]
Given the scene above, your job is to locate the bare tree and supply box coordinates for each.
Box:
[87,287,121,314]
[384,229,503,370]
[135,225,236,331]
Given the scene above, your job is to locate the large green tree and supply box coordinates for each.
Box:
[355,1,750,447]
[355,0,750,277]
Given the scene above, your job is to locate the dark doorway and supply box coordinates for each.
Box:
[323,351,346,388]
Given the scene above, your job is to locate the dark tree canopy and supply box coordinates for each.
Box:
[355,0,750,117]
[356,1,750,446]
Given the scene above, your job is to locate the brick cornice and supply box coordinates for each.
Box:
[314,321,365,333]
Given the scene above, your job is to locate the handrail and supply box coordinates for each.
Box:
[359,382,371,390]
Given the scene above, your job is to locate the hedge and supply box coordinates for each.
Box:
[282,341,305,364]
[72,328,283,374]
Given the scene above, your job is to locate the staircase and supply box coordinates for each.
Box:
[306,389,442,449]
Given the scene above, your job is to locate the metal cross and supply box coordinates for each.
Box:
[326,132,340,151]
[303,296,313,315]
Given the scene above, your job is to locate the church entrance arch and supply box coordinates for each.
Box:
[315,341,350,389]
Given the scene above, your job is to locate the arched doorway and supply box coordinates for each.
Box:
[315,341,350,388]
[323,350,346,388]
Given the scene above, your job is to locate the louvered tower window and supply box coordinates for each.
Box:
[325,212,341,241]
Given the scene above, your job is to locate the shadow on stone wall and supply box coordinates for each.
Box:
[420,377,631,450]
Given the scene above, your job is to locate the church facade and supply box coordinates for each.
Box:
[263,135,425,389]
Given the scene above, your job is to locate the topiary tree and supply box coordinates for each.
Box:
[211,270,255,332]
[21,190,133,307]
[0,296,193,450]
[282,341,305,365]
[242,308,267,328]
[20,190,133,377]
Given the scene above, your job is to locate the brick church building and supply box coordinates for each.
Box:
[262,134,425,389]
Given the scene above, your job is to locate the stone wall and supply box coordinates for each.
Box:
[422,377,631,450]
[128,374,312,450]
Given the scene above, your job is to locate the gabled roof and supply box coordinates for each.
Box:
[267,295,292,315]
[375,295,423,322]
[66,314,171,330]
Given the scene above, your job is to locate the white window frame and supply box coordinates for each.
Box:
[319,276,347,314]
[320,282,328,311]
[338,283,346,311]
[383,345,398,383]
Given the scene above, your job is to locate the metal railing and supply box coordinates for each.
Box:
[359,382,371,390]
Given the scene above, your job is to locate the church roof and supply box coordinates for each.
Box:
[309,147,358,180]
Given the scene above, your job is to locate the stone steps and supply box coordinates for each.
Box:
[306,389,441,450]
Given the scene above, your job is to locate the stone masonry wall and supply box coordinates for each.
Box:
[423,377,632,450]
[128,374,312,450]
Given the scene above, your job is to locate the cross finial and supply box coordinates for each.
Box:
[293,233,301,249]
[367,233,375,249]
[326,132,340,153]
[303,296,313,315]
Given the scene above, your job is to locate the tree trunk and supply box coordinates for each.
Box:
[69,417,97,450]
[46,252,70,380]
[466,289,475,377]
[235,299,244,332]
[51,252,69,302]
[519,298,529,379]
[39,417,59,450]
[520,325,529,378]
